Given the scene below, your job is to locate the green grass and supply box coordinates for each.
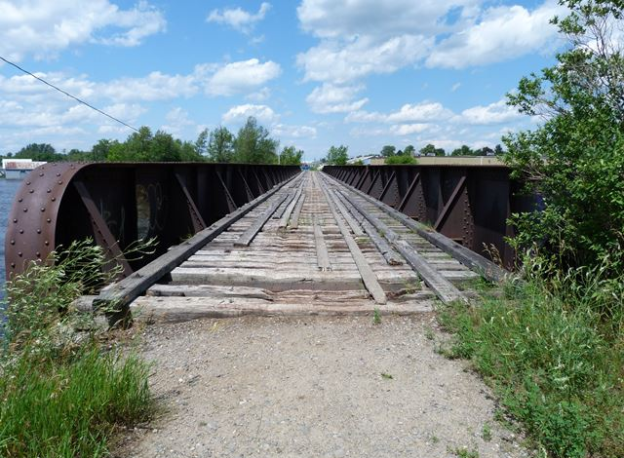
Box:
[0,240,155,457]
[0,347,152,457]
[373,308,382,325]
[438,272,624,458]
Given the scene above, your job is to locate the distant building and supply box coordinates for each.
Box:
[1,159,47,180]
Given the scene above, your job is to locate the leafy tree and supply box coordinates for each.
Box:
[404,145,416,156]
[325,145,349,165]
[234,117,279,164]
[15,143,62,162]
[207,127,235,163]
[91,139,117,162]
[386,154,417,165]
[504,0,624,272]
[194,128,209,157]
[279,146,304,165]
[450,145,474,156]
[494,144,505,156]
[380,145,396,157]
[419,144,445,156]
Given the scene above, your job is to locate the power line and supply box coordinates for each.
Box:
[0,55,139,132]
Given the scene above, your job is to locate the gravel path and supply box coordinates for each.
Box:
[122,315,529,458]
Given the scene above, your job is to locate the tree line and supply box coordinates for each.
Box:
[0,117,304,166]
[323,143,506,165]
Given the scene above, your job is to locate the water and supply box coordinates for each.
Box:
[0,179,22,299]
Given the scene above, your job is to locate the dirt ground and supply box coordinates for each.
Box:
[120,314,530,458]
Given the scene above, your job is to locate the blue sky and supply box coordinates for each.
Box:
[0,0,566,160]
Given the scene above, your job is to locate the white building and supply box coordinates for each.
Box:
[1,159,47,180]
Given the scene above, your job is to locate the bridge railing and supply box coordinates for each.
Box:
[5,162,300,279]
[323,164,536,268]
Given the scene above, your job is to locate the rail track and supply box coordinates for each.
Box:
[102,171,507,322]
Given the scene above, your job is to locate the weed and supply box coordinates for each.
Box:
[0,240,155,457]
[373,308,382,325]
[381,372,393,380]
[431,435,440,444]
[438,259,624,458]
[424,326,435,341]
[481,423,492,442]
[452,447,480,458]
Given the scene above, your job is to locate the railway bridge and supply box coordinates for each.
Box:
[5,162,529,322]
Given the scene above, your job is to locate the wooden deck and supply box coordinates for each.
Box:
[130,171,488,322]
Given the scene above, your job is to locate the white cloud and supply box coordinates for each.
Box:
[0,0,166,61]
[272,124,317,139]
[207,2,271,33]
[427,1,563,69]
[297,34,433,84]
[222,104,278,124]
[199,59,281,96]
[306,84,368,114]
[161,107,195,136]
[246,87,271,102]
[451,83,462,92]
[102,72,197,101]
[390,123,431,135]
[459,99,522,124]
[297,0,479,39]
[346,102,455,124]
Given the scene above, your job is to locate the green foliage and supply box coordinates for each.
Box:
[380,372,393,380]
[279,145,304,165]
[419,143,445,156]
[504,0,624,273]
[403,145,416,156]
[380,145,396,157]
[207,126,235,163]
[234,116,279,164]
[450,145,475,156]
[438,259,624,458]
[326,145,349,165]
[0,241,155,457]
[14,143,63,161]
[385,154,417,165]
[373,308,382,325]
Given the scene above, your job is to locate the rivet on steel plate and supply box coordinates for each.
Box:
[44,241,49,246]
[13,218,17,223]
[10,240,15,245]
[19,229,24,234]
[10,263,15,268]
[39,173,44,177]
[26,181,31,185]
[58,181,63,185]
[29,189,34,193]
[23,208,28,213]
[37,229,41,234]
[18,252,22,257]
[40,207,45,212]
[18,198,23,202]
[56,173,61,177]
[47,189,51,193]
[47,218,51,223]
[51,197,56,202]
[36,252,41,258]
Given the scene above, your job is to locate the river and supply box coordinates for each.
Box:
[0,179,22,300]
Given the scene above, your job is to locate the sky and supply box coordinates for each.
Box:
[0,0,567,161]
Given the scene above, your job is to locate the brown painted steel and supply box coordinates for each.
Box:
[5,162,300,280]
[323,164,535,268]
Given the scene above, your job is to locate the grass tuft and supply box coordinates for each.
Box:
[438,262,624,458]
[0,240,155,457]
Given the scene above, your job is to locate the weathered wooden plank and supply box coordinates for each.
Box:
[313,216,332,271]
[93,172,301,316]
[289,193,306,229]
[333,185,467,304]
[318,175,387,304]
[279,188,302,228]
[131,296,433,322]
[323,173,510,283]
[234,194,288,246]
[147,284,274,300]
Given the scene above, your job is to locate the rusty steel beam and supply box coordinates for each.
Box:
[323,164,535,269]
[5,163,301,280]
